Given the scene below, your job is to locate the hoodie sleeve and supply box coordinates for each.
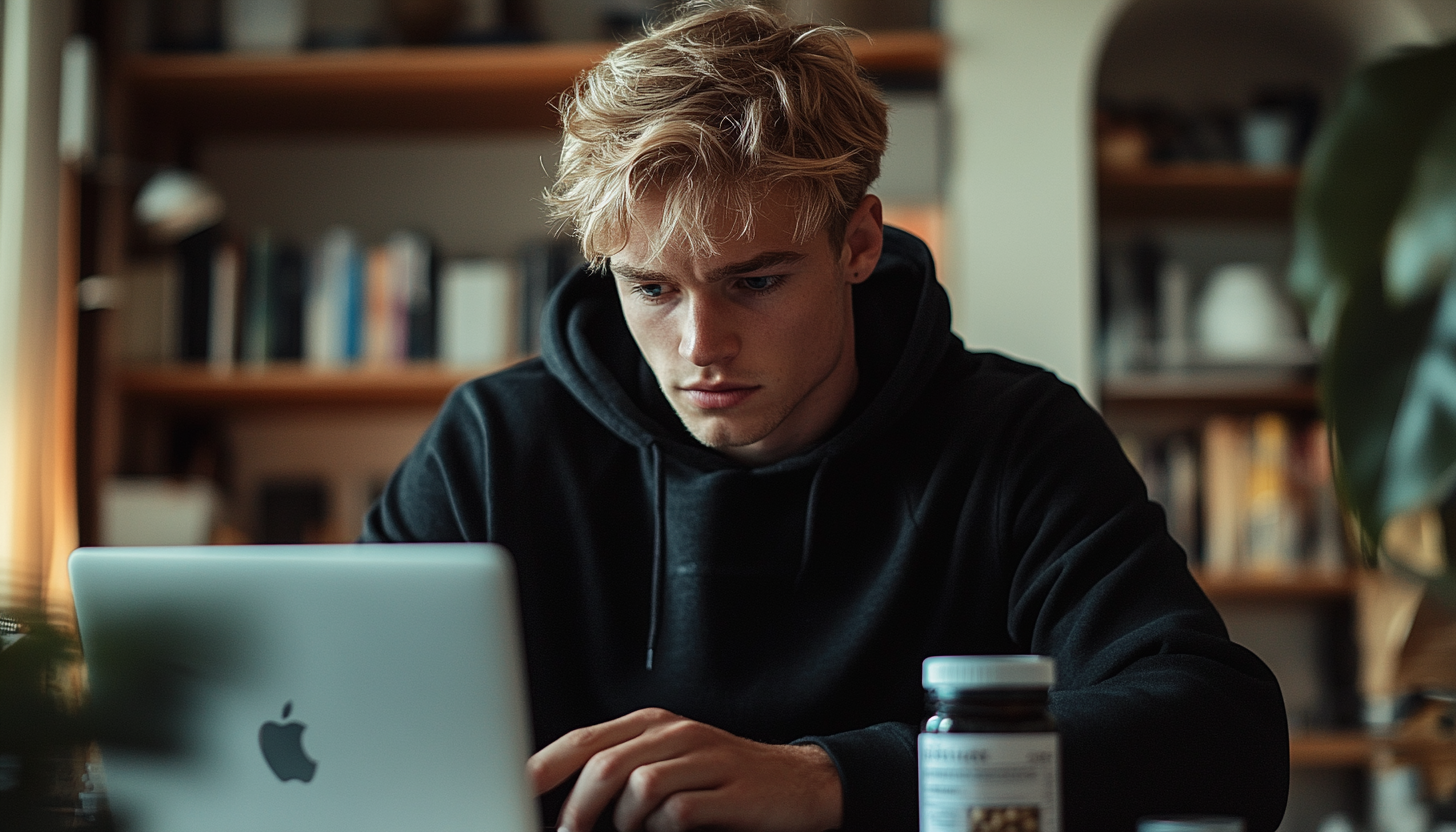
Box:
[360,383,491,543]
[802,372,1287,832]
[794,724,920,832]
[997,375,1289,832]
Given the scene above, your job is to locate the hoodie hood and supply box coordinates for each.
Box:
[542,225,957,471]
[542,226,956,669]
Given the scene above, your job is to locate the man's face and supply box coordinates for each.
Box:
[611,192,882,465]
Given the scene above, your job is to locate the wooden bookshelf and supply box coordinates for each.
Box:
[125,31,945,134]
[1194,569,1355,602]
[117,361,521,408]
[1098,165,1301,222]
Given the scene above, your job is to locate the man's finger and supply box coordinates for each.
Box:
[643,788,729,832]
[556,719,705,832]
[612,754,724,832]
[528,708,677,795]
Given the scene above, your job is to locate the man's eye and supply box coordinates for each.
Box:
[742,275,781,292]
[639,284,664,298]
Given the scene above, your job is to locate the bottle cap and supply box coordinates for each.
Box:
[922,655,1055,690]
[1139,817,1245,832]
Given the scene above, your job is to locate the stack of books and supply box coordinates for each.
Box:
[1120,415,1348,575]
[119,228,582,370]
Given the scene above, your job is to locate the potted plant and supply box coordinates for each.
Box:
[0,611,100,831]
[1290,41,1456,813]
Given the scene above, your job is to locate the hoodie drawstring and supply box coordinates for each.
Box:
[646,443,666,670]
[796,460,828,590]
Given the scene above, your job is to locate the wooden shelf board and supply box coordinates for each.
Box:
[1289,731,1456,768]
[1290,731,1372,767]
[124,31,943,134]
[1195,569,1355,601]
[1101,374,1318,412]
[117,361,521,408]
[1099,164,1300,222]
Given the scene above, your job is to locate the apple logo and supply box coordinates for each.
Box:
[258,701,317,783]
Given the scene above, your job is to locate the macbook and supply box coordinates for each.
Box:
[69,543,540,832]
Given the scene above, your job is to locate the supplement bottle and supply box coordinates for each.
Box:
[919,655,1059,832]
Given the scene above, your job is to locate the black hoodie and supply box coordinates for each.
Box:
[363,227,1289,832]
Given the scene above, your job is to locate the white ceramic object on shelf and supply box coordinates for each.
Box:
[1243,111,1294,169]
[222,0,306,52]
[1194,263,1305,364]
[133,169,225,243]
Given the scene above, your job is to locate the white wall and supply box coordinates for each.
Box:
[941,0,1125,397]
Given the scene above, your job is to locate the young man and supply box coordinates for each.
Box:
[363,5,1290,832]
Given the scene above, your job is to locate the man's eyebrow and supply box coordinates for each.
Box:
[609,251,807,284]
[609,262,669,282]
[710,251,806,279]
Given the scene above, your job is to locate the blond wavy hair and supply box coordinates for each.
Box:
[546,3,890,266]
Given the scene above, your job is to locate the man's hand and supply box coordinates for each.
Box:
[527,708,843,832]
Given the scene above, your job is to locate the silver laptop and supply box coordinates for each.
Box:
[69,543,540,832]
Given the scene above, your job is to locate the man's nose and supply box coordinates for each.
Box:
[679,297,739,367]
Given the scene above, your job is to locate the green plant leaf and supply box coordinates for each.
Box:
[1379,273,1456,522]
[1323,277,1439,545]
[1289,41,1456,343]
[1289,39,1456,551]
[1386,99,1456,305]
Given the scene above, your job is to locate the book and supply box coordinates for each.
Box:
[241,230,275,364]
[1303,421,1347,573]
[118,258,178,363]
[365,245,401,364]
[176,223,220,361]
[1164,432,1200,563]
[439,258,518,368]
[269,241,305,360]
[208,242,240,369]
[1202,416,1252,575]
[1246,412,1299,574]
[343,236,365,363]
[387,230,437,360]
[305,227,356,367]
[518,238,582,355]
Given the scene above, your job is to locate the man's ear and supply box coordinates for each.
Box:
[841,195,883,285]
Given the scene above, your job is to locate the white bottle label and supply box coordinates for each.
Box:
[919,732,1060,832]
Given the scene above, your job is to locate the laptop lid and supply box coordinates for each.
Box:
[69,543,539,832]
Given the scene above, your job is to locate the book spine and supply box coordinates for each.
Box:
[365,246,395,365]
[1246,412,1299,574]
[343,243,365,363]
[208,242,240,370]
[241,230,274,365]
[305,230,337,366]
[388,230,437,361]
[269,242,305,361]
[439,258,517,367]
[175,224,219,361]
[1304,421,1347,573]
[1201,415,1251,575]
[1165,433,1200,564]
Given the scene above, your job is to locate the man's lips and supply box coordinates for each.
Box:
[679,384,759,409]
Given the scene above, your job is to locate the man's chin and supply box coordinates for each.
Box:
[678,414,770,452]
